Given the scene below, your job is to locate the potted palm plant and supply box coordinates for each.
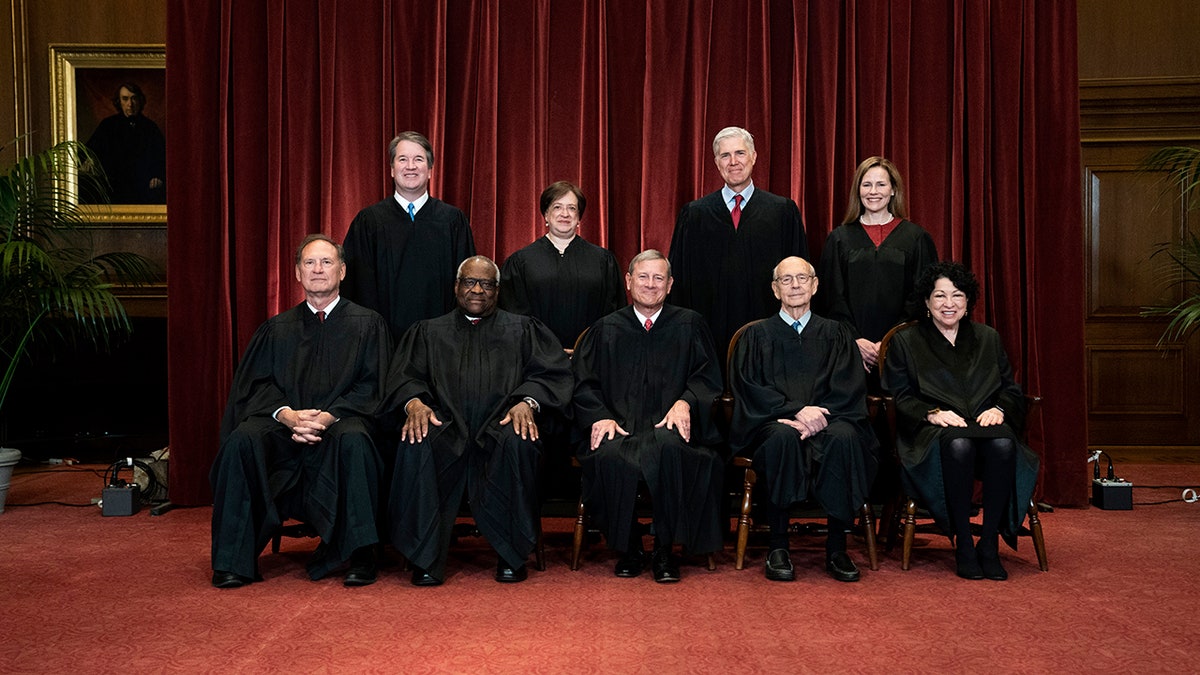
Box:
[0,138,156,512]
[1142,146,1200,345]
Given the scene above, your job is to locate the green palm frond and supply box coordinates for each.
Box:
[1143,232,1200,344]
[0,139,155,415]
[1143,146,1200,209]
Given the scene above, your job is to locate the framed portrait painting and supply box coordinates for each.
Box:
[50,44,167,224]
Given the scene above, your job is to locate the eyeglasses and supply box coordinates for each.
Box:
[773,273,814,286]
[549,203,579,214]
[457,277,498,291]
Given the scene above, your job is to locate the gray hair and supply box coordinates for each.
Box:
[295,234,344,265]
[627,249,672,277]
[456,255,500,281]
[711,126,755,157]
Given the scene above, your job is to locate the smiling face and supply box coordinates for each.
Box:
[714,136,757,192]
[390,139,431,199]
[455,258,499,317]
[771,256,819,316]
[544,190,581,239]
[626,258,673,315]
[858,165,894,218]
[295,239,345,299]
[926,276,968,332]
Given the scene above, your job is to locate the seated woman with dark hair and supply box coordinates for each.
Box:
[881,261,1039,580]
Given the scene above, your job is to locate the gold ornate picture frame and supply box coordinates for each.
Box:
[49,44,167,224]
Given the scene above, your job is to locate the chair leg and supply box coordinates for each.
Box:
[901,498,917,570]
[271,533,282,554]
[535,520,546,572]
[1027,500,1049,571]
[571,496,586,571]
[707,553,717,571]
[735,469,755,570]
[860,504,879,571]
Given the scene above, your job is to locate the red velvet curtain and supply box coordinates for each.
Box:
[167,0,1085,506]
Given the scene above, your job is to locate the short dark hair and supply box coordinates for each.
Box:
[112,82,146,114]
[388,131,434,167]
[915,261,979,312]
[539,181,586,219]
[295,234,344,265]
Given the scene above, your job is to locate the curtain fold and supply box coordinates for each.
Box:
[168,0,1085,508]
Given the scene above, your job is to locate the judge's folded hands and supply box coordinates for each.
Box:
[500,400,539,441]
[776,405,830,440]
[279,408,336,444]
[401,399,443,443]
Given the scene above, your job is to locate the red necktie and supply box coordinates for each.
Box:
[317,310,326,323]
[732,194,743,229]
[471,318,481,325]
[644,318,653,331]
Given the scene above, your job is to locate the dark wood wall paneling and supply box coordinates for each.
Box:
[1079,0,1200,460]
[1,0,167,459]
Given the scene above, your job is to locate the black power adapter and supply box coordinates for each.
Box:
[1090,450,1132,510]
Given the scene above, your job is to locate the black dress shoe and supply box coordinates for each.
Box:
[764,548,795,582]
[211,570,252,589]
[955,548,985,580]
[614,548,646,578]
[411,567,443,586]
[975,542,1009,581]
[343,547,378,587]
[651,547,680,583]
[495,561,528,583]
[825,551,861,582]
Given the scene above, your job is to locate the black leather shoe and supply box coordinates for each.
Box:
[825,551,861,582]
[765,548,795,582]
[411,567,443,586]
[495,561,528,583]
[614,548,646,578]
[343,547,378,587]
[975,542,1008,581]
[211,570,252,589]
[651,547,680,583]
[955,548,985,580]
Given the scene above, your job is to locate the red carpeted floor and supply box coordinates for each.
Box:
[1,463,1198,673]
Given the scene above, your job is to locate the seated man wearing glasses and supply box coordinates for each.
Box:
[383,256,573,585]
[729,256,878,582]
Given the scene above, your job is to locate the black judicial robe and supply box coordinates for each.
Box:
[881,319,1040,549]
[384,309,572,578]
[816,219,937,343]
[667,188,808,355]
[730,315,878,523]
[499,235,625,348]
[572,305,725,554]
[84,113,167,204]
[343,197,476,340]
[210,300,390,581]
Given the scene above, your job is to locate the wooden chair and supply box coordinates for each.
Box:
[875,320,1048,572]
[569,326,716,572]
[721,320,879,572]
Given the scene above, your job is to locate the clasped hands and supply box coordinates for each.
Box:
[589,400,691,451]
[278,408,337,444]
[401,398,540,444]
[777,405,830,440]
[926,407,1004,428]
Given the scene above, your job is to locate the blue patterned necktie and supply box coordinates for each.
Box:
[792,320,801,334]
[407,203,416,221]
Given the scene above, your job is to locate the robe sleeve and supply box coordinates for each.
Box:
[881,328,942,438]
[679,314,723,445]
[730,324,787,452]
[816,229,859,338]
[571,323,617,428]
[379,321,438,430]
[602,252,625,315]
[902,227,939,321]
[219,321,285,440]
[498,253,533,316]
[322,314,391,422]
[509,317,574,416]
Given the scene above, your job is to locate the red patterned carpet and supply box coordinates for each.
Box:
[1,463,1198,673]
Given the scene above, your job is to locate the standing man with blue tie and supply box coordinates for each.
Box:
[667,126,808,359]
[343,131,476,342]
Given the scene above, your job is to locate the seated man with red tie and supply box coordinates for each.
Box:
[384,256,573,586]
[572,249,725,583]
[210,234,391,588]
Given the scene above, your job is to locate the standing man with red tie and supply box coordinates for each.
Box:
[667,126,808,358]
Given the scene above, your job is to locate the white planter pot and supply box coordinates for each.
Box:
[0,447,21,514]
